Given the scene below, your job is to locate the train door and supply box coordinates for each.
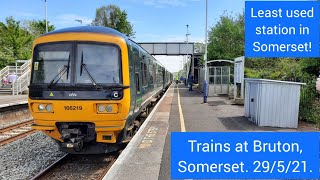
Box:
[132,44,142,113]
[248,83,257,123]
[162,67,165,89]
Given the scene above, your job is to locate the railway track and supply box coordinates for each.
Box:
[0,119,37,146]
[32,151,120,180]
[0,103,28,113]
[29,87,168,179]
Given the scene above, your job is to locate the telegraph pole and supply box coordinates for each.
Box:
[186,24,191,86]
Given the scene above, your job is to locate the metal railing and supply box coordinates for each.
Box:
[0,60,31,95]
[12,69,31,95]
[0,66,10,80]
[299,77,320,125]
[0,60,30,78]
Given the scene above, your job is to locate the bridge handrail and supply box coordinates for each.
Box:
[12,69,31,95]
[20,60,31,69]
[0,66,9,80]
[0,60,31,95]
[0,59,30,80]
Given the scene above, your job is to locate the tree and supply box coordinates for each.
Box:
[299,58,320,77]
[194,43,205,54]
[92,5,135,37]
[207,12,244,60]
[26,19,55,37]
[0,16,33,68]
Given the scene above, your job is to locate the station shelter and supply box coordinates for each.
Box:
[197,60,234,96]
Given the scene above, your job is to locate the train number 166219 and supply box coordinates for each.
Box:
[64,106,83,110]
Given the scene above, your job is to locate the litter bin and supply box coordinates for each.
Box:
[244,79,305,128]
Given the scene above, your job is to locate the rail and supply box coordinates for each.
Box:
[31,152,119,179]
[0,119,36,146]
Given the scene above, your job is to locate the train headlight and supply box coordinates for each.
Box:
[113,91,119,98]
[106,105,113,112]
[98,104,105,112]
[46,104,53,112]
[38,104,46,111]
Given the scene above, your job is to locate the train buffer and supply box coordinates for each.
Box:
[102,83,317,180]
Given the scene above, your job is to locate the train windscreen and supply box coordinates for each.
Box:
[31,42,121,86]
[32,43,72,84]
[76,44,121,84]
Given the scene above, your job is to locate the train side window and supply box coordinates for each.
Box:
[144,63,147,86]
[141,62,144,85]
[158,65,163,84]
[135,73,140,94]
[153,64,156,84]
[149,60,154,85]
[141,62,147,86]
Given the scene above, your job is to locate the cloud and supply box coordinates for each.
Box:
[144,0,186,7]
[142,33,161,38]
[161,35,204,43]
[129,0,189,8]
[154,55,184,73]
[130,19,144,26]
[53,14,93,27]
[15,11,39,18]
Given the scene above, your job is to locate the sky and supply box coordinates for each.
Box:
[0,0,247,72]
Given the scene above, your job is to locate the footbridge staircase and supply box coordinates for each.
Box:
[0,60,31,95]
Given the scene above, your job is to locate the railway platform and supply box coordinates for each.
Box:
[103,83,317,180]
[0,95,28,109]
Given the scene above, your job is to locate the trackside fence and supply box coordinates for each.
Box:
[299,77,320,126]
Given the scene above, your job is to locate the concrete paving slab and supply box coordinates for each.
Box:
[0,95,27,108]
[109,164,161,180]
[158,83,318,180]
[104,83,317,180]
[103,86,174,180]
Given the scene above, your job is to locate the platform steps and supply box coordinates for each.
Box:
[0,87,12,94]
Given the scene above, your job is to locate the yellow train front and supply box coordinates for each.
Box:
[28,26,172,154]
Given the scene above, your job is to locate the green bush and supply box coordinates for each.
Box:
[299,75,319,126]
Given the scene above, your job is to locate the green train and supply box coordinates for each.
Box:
[29,26,172,154]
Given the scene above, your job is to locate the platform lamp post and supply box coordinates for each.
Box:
[185,24,191,86]
[44,0,48,33]
[203,0,208,103]
[75,19,83,24]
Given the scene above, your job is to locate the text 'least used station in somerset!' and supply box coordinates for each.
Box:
[245,1,319,58]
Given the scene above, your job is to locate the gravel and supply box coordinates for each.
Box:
[0,131,66,180]
[0,107,32,129]
[0,118,32,129]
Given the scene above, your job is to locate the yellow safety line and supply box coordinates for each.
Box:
[177,84,186,132]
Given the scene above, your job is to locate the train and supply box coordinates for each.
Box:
[28,26,173,154]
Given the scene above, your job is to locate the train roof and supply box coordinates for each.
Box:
[41,26,128,39]
[40,26,171,73]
